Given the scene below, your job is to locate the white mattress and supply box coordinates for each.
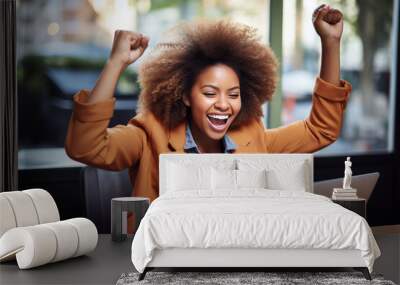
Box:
[131,189,381,273]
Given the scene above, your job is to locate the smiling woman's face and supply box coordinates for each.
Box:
[183,63,241,143]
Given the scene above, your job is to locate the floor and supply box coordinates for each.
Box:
[372,225,400,284]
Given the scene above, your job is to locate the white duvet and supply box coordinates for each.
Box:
[131,189,380,273]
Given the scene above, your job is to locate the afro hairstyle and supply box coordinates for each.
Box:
[137,20,279,130]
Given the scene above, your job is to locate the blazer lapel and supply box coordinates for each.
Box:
[167,121,187,152]
[227,124,252,148]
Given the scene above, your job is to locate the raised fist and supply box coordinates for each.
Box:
[312,4,344,41]
[109,30,149,69]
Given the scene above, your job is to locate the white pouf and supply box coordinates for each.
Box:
[0,196,17,237]
[23,188,60,224]
[0,189,98,269]
[1,191,40,227]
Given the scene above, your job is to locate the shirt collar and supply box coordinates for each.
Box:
[184,122,237,153]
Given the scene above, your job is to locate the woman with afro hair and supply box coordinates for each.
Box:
[66,4,351,203]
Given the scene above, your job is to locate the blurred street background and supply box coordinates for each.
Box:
[16,0,396,168]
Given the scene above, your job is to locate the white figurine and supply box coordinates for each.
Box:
[343,157,352,189]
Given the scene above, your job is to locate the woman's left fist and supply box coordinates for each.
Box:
[313,4,343,42]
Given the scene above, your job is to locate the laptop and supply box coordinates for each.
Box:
[313,172,380,201]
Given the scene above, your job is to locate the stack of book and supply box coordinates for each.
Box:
[332,187,358,200]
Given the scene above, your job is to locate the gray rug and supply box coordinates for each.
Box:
[116,271,396,285]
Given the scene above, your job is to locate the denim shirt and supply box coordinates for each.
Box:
[184,122,237,153]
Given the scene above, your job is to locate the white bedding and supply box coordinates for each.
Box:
[131,189,380,273]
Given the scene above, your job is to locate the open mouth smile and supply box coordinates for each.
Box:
[206,114,230,132]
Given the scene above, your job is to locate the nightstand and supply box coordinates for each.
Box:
[332,198,366,219]
[111,197,150,242]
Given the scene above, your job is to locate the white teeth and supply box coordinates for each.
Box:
[208,114,229,120]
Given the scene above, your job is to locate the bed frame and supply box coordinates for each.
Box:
[138,154,371,281]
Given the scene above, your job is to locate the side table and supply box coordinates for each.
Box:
[111,197,150,242]
[332,198,366,219]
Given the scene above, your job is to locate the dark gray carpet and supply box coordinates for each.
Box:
[116,271,396,285]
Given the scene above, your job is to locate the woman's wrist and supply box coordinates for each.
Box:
[320,36,341,48]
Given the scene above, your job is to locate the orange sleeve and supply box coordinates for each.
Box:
[265,77,352,153]
[64,89,146,170]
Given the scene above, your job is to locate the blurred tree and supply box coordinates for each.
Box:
[293,0,304,69]
[342,0,393,116]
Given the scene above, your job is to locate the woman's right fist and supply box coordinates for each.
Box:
[109,30,149,69]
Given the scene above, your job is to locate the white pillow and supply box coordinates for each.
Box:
[212,168,236,190]
[166,158,236,170]
[237,159,309,191]
[265,164,307,191]
[211,168,267,190]
[167,162,212,191]
[236,169,267,189]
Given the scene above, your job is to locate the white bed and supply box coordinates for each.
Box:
[131,154,380,281]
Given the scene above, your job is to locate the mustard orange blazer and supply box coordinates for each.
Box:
[65,77,352,202]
